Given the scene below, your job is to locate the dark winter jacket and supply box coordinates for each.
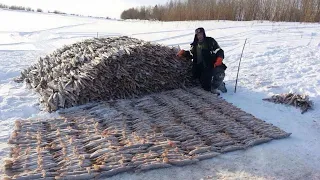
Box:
[184,35,226,70]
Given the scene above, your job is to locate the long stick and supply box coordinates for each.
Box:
[234,38,247,93]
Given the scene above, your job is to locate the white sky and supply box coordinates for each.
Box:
[0,0,168,19]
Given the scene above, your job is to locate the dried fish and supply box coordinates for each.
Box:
[3,87,292,179]
[188,146,211,155]
[244,137,272,147]
[194,152,220,160]
[97,166,134,178]
[90,148,112,159]
[57,173,98,180]
[220,145,244,153]
[168,159,199,166]
[137,162,172,172]
[14,36,193,112]
[263,93,313,114]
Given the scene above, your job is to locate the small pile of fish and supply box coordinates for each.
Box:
[263,93,313,114]
[3,87,291,180]
[14,36,193,112]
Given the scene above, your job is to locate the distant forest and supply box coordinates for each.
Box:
[121,0,320,22]
[0,3,111,19]
[0,3,64,14]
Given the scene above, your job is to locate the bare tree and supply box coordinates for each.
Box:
[120,0,320,22]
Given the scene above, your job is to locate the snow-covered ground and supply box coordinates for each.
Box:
[1,9,320,180]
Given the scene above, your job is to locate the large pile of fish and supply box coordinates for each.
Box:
[263,93,313,114]
[3,87,291,180]
[14,36,193,112]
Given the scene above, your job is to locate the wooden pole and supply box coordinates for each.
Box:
[234,38,247,93]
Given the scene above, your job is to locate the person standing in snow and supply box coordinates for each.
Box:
[177,27,227,94]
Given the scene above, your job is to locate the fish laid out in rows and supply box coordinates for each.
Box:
[3,88,291,180]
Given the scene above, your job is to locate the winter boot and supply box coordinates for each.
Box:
[218,82,227,93]
[211,87,220,96]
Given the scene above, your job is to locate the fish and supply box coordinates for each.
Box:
[97,165,134,178]
[56,172,97,180]
[168,158,199,166]
[14,36,193,112]
[3,86,292,179]
[90,148,112,159]
[263,93,313,114]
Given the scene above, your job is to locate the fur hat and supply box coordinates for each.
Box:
[192,27,206,45]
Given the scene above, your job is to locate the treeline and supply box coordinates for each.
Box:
[0,3,61,14]
[0,3,111,19]
[121,0,320,22]
[0,3,38,12]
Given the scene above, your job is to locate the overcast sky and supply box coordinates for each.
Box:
[0,0,169,18]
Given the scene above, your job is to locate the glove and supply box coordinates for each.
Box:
[214,57,223,68]
[176,50,185,58]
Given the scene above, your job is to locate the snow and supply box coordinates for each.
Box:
[1,9,320,179]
